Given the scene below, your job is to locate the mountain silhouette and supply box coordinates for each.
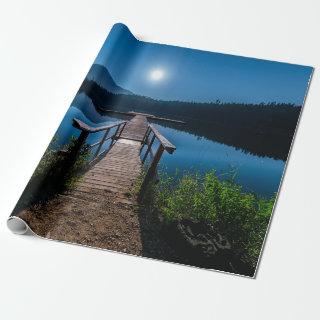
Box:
[71,93,110,123]
[85,64,132,95]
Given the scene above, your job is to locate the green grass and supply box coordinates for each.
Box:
[12,135,90,214]
[18,136,90,208]
[33,136,90,190]
[147,169,275,269]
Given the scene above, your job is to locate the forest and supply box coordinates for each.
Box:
[79,79,301,160]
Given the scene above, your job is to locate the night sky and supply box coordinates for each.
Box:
[94,23,312,105]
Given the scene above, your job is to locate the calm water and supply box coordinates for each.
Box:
[55,102,285,198]
[148,124,284,198]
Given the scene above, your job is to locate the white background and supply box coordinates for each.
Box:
[0,1,319,319]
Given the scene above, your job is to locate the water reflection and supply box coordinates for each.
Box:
[55,105,284,198]
[149,124,284,198]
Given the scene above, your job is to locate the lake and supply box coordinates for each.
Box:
[147,123,284,198]
[54,103,285,199]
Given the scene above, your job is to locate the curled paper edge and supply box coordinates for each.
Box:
[7,216,29,235]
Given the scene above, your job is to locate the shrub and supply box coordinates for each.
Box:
[17,136,90,208]
[151,169,275,269]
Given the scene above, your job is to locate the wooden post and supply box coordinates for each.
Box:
[117,122,127,138]
[140,127,151,154]
[62,130,89,178]
[142,133,156,164]
[111,123,122,146]
[146,144,164,179]
[71,130,89,159]
[138,144,164,202]
[94,128,110,159]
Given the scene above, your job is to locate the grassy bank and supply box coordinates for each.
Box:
[32,136,90,191]
[141,170,275,271]
[13,136,90,212]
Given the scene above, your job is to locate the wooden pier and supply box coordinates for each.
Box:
[71,114,175,201]
[19,114,176,253]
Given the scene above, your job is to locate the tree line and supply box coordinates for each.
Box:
[79,79,302,160]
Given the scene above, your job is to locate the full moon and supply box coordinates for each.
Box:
[149,69,165,81]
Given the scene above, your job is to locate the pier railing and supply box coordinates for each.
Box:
[69,117,175,200]
[139,124,176,196]
[72,118,127,165]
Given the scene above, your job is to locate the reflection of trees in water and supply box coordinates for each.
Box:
[79,79,301,161]
[152,119,289,161]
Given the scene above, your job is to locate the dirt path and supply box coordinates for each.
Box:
[20,188,143,254]
[17,114,180,261]
[20,139,144,254]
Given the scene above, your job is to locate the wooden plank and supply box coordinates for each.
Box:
[73,118,127,133]
[20,112,179,253]
[66,114,174,213]
[119,115,149,142]
[148,124,176,153]
[92,167,140,174]
[77,180,130,190]
[84,174,136,184]
[86,169,139,178]
[70,127,143,201]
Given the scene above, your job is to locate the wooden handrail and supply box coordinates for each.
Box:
[72,118,127,133]
[71,118,127,167]
[138,124,176,202]
[148,124,176,154]
[69,117,176,203]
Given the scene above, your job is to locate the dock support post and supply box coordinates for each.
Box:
[61,130,89,180]
[138,144,164,202]
[94,128,110,158]
[142,134,156,164]
[70,130,89,160]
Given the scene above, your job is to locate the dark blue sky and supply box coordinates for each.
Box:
[95,23,312,105]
